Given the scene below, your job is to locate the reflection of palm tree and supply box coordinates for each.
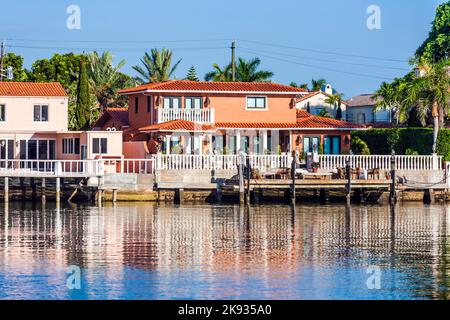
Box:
[133,48,182,84]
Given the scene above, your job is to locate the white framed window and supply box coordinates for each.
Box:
[62,138,80,154]
[163,97,181,109]
[33,105,49,122]
[92,138,108,154]
[0,104,5,122]
[246,96,267,109]
[185,97,202,109]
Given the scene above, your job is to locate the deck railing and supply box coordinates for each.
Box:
[0,160,103,176]
[319,154,443,171]
[102,158,155,174]
[157,108,215,124]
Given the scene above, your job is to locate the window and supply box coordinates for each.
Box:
[303,137,320,154]
[92,138,108,154]
[0,104,5,122]
[356,112,366,124]
[246,97,266,109]
[62,138,80,154]
[33,105,49,121]
[135,97,139,113]
[147,96,152,112]
[185,97,202,110]
[163,97,181,109]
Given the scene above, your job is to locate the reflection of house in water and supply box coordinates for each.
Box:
[0,203,449,298]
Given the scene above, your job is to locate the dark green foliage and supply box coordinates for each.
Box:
[352,128,450,160]
[185,66,199,81]
[75,57,91,130]
[351,137,370,155]
[2,53,28,81]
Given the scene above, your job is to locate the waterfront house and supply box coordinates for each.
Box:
[295,84,348,120]
[94,80,363,158]
[345,93,394,126]
[0,82,123,165]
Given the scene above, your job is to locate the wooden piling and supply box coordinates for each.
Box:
[178,188,185,205]
[112,189,118,202]
[97,177,103,206]
[56,177,61,204]
[31,178,36,200]
[390,151,397,204]
[238,152,245,205]
[4,177,9,203]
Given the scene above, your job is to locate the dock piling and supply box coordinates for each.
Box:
[238,152,245,205]
[345,159,351,204]
[290,152,297,206]
[390,150,397,204]
[56,177,61,204]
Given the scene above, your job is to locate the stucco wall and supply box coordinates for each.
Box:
[0,96,68,131]
[296,93,347,119]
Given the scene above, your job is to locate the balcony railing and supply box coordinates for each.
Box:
[157,108,215,124]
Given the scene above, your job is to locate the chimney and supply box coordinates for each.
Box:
[321,83,333,95]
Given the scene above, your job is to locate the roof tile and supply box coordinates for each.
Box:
[0,82,67,97]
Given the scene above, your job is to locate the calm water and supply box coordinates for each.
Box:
[0,202,449,300]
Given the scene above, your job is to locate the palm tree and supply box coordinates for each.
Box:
[311,78,327,91]
[235,57,273,82]
[324,92,344,119]
[133,48,182,84]
[290,82,309,90]
[87,51,127,109]
[204,63,232,81]
[204,57,273,82]
[403,59,450,153]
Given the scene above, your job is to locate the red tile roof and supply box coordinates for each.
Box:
[0,82,67,97]
[215,122,298,129]
[296,112,365,129]
[91,107,129,129]
[119,80,307,95]
[139,119,214,132]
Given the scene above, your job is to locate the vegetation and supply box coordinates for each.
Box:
[132,48,182,84]
[185,65,199,81]
[204,57,273,82]
[351,128,450,160]
[74,57,91,130]
[351,137,371,155]
[2,53,28,81]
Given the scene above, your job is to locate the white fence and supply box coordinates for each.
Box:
[103,158,155,174]
[0,160,103,176]
[319,154,442,171]
[157,108,215,124]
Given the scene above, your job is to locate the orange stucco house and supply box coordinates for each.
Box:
[95,80,364,157]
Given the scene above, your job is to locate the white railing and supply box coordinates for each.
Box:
[320,154,443,171]
[0,160,103,176]
[157,108,215,124]
[102,158,155,174]
[155,154,291,171]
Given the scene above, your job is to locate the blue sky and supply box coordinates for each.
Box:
[0,0,444,97]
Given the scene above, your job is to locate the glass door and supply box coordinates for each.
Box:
[0,139,14,169]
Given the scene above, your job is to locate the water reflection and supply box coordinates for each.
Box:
[0,202,449,299]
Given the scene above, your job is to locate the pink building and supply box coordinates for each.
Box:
[0,82,123,165]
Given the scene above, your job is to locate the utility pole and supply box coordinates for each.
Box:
[0,40,5,81]
[231,41,236,81]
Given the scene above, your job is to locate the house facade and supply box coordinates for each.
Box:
[95,80,364,158]
[346,94,394,126]
[0,82,123,165]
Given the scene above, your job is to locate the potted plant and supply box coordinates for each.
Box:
[312,162,320,173]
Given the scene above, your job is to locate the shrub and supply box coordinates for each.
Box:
[351,137,371,155]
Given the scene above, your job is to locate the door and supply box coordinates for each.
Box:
[0,139,14,169]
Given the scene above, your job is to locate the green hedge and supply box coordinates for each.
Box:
[351,128,450,160]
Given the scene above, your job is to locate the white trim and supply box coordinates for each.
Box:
[245,95,268,110]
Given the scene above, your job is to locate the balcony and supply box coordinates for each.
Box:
[157,108,215,124]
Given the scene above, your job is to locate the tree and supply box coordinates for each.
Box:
[403,59,450,153]
[311,78,327,91]
[317,108,331,118]
[132,48,182,84]
[75,57,91,130]
[87,51,130,109]
[235,57,273,82]
[185,65,199,81]
[415,1,450,63]
[204,63,232,81]
[2,53,28,81]
[205,57,273,82]
[28,53,82,89]
[290,82,309,90]
[324,92,344,119]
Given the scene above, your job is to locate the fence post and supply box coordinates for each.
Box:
[390,150,397,204]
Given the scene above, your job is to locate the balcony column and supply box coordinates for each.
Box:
[199,134,204,155]
[262,130,268,154]
[235,130,241,154]
[165,135,171,155]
